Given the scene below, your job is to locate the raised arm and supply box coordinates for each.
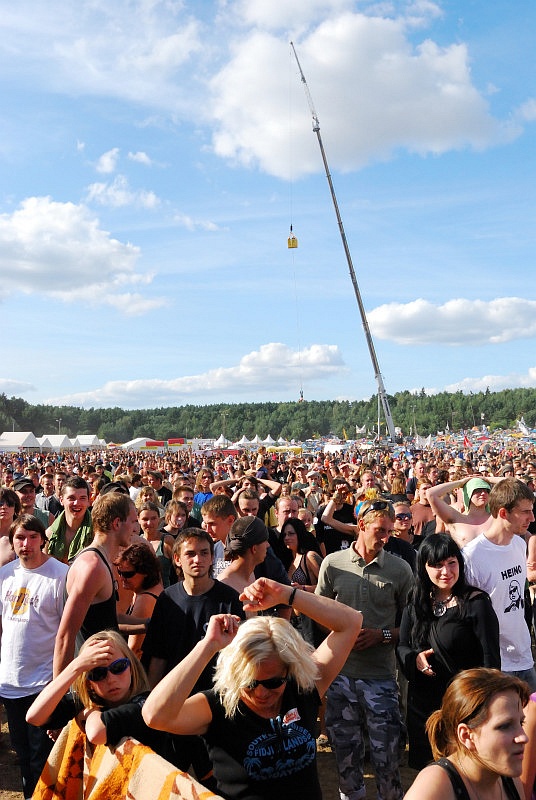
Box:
[142,613,241,735]
[240,578,362,698]
[426,479,467,525]
[27,637,115,726]
[321,499,357,535]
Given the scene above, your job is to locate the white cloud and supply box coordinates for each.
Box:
[368,298,536,345]
[96,147,120,174]
[128,151,153,166]
[1,3,525,178]
[46,343,346,407]
[517,98,536,122]
[0,379,36,396]
[209,10,514,178]
[0,196,165,311]
[173,212,221,231]
[446,366,536,394]
[1,2,204,114]
[86,175,160,208]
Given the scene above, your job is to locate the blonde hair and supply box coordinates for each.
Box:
[213,616,319,718]
[73,630,149,709]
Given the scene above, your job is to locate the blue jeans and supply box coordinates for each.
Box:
[1,693,53,799]
[505,666,536,692]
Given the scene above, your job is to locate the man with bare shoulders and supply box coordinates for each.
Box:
[45,476,93,564]
[53,492,139,676]
[426,475,501,548]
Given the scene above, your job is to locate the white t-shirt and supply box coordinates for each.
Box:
[0,556,68,698]
[463,533,532,671]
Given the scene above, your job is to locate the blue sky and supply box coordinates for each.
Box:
[1,0,535,412]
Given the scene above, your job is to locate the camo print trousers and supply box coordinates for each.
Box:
[326,675,403,800]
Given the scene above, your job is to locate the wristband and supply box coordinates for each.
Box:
[288,587,298,607]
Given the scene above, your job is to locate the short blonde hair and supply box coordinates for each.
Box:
[212,616,319,718]
[73,630,149,709]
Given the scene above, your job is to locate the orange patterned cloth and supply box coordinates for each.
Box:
[33,718,222,800]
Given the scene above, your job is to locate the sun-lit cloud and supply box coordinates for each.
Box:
[0,196,165,312]
[96,147,120,174]
[85,175,160,208]
[446,366,536,394]
[128,151,153,166]
[368,298,536,345]
[45,343,346,407]
[209,9,516,178]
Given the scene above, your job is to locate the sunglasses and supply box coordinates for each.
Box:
[247,675,288,691]
[395,513,412,521]
[362,500,393,519]
[117,568,137,579]
[88,658,131,682]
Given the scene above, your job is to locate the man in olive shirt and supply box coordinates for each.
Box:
[316,499,413,800]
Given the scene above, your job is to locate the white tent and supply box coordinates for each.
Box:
[40,434,75,451]
[236,435,250,446]
[250,435,262,444]
[121,437,154,450]
[214,434,230,447]
[0,431,41,451]
[262,434,275,444]
[73,434,101,450]
[277,436,288,444]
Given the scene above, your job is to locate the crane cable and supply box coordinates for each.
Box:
[288,44,304,402]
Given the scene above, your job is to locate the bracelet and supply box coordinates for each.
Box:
[288,587,298,607]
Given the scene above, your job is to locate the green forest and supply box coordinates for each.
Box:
[1,387,535,443]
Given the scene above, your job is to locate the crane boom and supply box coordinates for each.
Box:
[290,42,396,443]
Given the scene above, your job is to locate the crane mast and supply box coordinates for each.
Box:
[290,42,396,443]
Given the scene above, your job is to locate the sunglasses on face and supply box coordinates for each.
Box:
[117,568,137,579]
[247,675,288,691]
[395,513,412,521]
[88,657,131,682]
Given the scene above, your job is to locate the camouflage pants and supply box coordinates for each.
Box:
[326,675,403,800]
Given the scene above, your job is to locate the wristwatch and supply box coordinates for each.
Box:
[381,628,392,644]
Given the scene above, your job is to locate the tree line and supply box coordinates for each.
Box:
[0,387,534,444]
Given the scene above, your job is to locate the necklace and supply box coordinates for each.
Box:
[456,758,504,800]
[431,591,453,617]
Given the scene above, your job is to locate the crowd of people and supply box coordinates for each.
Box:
[1,443,536,799]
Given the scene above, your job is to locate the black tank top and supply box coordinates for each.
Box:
[73,547,119,653]
[436,758,521,800]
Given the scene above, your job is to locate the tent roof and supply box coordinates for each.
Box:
[0,431,40,448]
[40,434,74,448]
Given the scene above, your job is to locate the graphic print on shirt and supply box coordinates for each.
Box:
[243,710,316,780]
[6,586,33,619]
[504,578,524,613]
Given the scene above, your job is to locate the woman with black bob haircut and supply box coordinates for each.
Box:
[397,533,500,770]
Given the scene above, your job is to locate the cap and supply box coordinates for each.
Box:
[13,477,35,492]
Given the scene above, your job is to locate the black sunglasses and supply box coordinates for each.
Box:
[395,513,412,521]
[247,675,288,691]
[117,568,137,579]
[362,500,393,519]
[88,657,131,682]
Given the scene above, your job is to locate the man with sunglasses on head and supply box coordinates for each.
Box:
[316,498,413,800]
